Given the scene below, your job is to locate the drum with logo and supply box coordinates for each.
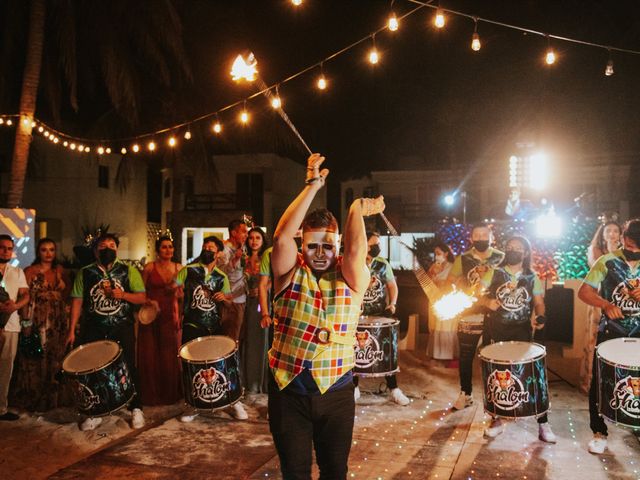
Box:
[179,335,243,410]
[479,341,549,419]
[353,316,399,377]
[62,340,135,417]
[596,337,640,428]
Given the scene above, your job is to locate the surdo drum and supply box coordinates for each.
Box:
[179,335,243,410]
[62,340,135,417]
[353,316,399,377]
[479,342,549,419]
[596,337,640,429]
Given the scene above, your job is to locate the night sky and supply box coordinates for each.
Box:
[2,0,640,213]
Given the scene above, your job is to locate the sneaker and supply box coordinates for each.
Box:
[179,413,199,423]
[0,412,19,421]
[538,422,557,443]
[354,386,361,402]
[131,408,145,429]
[588,433,608,454]
[390,388,410,406]
[80,417,103,431]
[453,391,473,410]
[231,402,248,420]
[484,418,504,438]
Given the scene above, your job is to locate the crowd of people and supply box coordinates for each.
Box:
[0,153,638,478]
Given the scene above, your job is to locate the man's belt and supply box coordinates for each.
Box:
[316,327,356,346]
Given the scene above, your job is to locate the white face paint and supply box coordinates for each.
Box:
[302,230,340,272]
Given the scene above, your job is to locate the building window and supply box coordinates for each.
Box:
[164,178,171,198]
[98,165,109,189]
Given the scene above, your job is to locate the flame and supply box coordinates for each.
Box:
[432,288,476,321]
[231,53,258,82]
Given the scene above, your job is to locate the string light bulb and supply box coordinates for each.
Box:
[388,12,399,32]
[78,145,84,152]
[121,147,127,155]
[271,85,282,109]
[70,143,76,150]
[0,118,4,125]
[132,144,140,153]
[291,0,302,5]
[184,130,192,140]
[63,141,68,147]
[168,136,177,147]
[240,110,250,124]
[98,147,105,155]
[368,36,379,65]
[5,119,11,125]
[317,75,327,90]
[545,36,556,65]
[148,141,156,151]
[434,8,445,28]
[105,147,111,154]
[85,147,90,152]
[471,18,481,51]
[605,51,614,76]
[213,121,222,134]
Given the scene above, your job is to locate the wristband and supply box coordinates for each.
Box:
[305,177,319,185]
[535,315,546,325]
[21,320,33,328]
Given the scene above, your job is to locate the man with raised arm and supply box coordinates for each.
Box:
[268,153,384,480]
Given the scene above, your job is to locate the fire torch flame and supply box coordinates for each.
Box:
[432,287,476,321]
[231,53,258,82]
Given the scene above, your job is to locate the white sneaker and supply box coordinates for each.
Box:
[484,418,504,438]
[390,388,410,406]
[453,391,473,410]
[131,408,145,429]
[588,433,607,454]
[179,413,199,423]
[231,402,248,420]
[538,422,557,443]
[354,386,361,402]
[80,416,103,431]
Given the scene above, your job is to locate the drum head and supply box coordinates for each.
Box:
[138,301,160,325]
[359,315,398,326]
[480,341,545,362]
[597,338,640,368]
[63,340,120,374]
[180,335,236,362]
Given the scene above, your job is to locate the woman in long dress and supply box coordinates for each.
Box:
[426,241,457,362]
[138,235,183,405]
[579,221,621,394]
[242,227,269,393]
[13,238,71,411]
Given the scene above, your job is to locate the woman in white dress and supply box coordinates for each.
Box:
[426,241,456,362]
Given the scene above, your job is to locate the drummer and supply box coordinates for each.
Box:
[67,233,147,431]
[578,218,640,455]
[353,231,410,406]
[448,223,504,411]
[479,235,556,443]
[175,236,249,422]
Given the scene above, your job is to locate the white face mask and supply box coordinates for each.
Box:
[302,231,340,272]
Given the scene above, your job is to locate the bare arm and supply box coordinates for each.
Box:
[67,298,82,346]
[385,278,399,315]
[342,196,385,296]
[531,294,546,330]
[272,153,328,293]
[258,275,272,328]
[578,283,623,319]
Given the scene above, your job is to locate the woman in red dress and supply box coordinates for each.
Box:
[138,235,183,405]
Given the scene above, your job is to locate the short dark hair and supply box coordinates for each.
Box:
[0,234,14,244]
[202,236,224,252]
[500,235,533,274]
[155,235,174,253]
[228,219,245,233]
[94,232,120,248]
[470,223,490,235]
[366,231,380,240]
[302,209,338,232]
[623,219,640,247]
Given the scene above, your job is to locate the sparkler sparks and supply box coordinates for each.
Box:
[431,288,476,321]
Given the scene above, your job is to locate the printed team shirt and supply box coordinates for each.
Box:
[450,247,505,291]
[176,263,231,331]
[362,256,395,316]
[583,249,640,335]
[481,266,543,326]
[71,260,145,329]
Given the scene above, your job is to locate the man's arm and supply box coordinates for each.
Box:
[578,283,623,319]
[341,196,385,295]
[67,298,82,346]
[272,153,328,293]
[385,279,399,315]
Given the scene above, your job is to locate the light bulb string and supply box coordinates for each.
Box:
[2,0,639,147]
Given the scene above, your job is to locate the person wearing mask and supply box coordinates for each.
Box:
[479,235,556,443]
[448,224,504,411]
[353,231,410,406]
[67,233,146,431]
[578,219,640,455]
[175,236,248,422]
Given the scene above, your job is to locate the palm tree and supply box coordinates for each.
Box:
[1,0,191,207]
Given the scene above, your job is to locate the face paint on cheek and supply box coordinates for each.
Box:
[303,231,339,271]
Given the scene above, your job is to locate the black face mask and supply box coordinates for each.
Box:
[623,249,640,261]
[200,250,216,265]
[473,240,490,253]
[0,258,9,264]
[505,251,524,266]
[98,248,116,266]
[368,245,381,258]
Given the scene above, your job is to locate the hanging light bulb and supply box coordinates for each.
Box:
[168,136,177,147]
[291,0,302,5]
[434,8,445,28]
[471,18,481,51]
[388,12,399,31]
[22,118,29,126]
[240,110,249,124]
[105,147,111,154]
[368,36,379,65]
[98,147,105,155]
[0,118,4,125]
[148,141,156,151]
[213,121,222,134]
[184,130,192,140]
[5,119,12,125]
[132,144,140,153]
[63,141,68,147]
[317,75,327,90]
[605,51,614,76]
[78,145,84,152]
[53,137,59,144]
[43,131,50,138]
[121,147,127,155]
[31,121,36,127]
[545,48,556,65]
[70,143,76,150]
[38,126,44,133]
[85,147,90,153]
[271,85,282,109]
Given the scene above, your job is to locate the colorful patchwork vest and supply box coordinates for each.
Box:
[270,255,360,394]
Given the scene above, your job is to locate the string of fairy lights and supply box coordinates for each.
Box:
[1,0,639,157]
